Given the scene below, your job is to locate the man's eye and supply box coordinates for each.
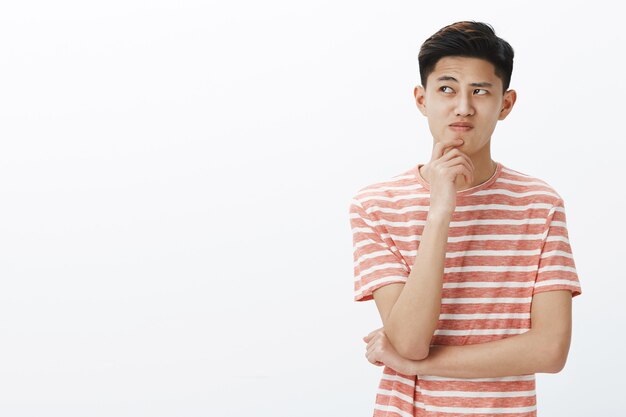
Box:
[474,89,488,95]
[440,86,454,93]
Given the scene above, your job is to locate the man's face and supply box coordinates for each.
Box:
[414,56,516,156]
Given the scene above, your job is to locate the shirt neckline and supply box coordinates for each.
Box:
[413,160,503,196]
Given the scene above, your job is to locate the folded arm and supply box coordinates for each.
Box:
[374,212,452,360]
[365,290,573,378]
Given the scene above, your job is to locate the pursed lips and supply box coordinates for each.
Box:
[449,122,473,131]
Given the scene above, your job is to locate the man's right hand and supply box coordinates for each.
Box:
[421,138,475,217]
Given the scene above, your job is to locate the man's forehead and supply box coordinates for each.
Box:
[429,56,498,83]
[435,75,494,88]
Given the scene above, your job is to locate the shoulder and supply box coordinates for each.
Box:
[498,164,565,207]
[349,165,425,214]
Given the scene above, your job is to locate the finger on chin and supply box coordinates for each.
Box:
[440,145,458,158]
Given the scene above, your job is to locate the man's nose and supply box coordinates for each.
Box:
[454,94,475,117]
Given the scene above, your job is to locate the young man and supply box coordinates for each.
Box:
[349,21,582,417]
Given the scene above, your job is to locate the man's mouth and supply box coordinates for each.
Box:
[449,122,473,131]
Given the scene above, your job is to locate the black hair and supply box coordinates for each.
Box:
[418,21,514,92]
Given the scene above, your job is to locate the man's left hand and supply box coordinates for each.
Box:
[363,327,418,376]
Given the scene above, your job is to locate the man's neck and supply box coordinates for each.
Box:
[420,157,497,191]
[457,157,497,191]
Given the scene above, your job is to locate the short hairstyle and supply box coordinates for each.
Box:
[418,21,514,92]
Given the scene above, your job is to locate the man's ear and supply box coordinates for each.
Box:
[498,89,517,120]
[414,85,427,116]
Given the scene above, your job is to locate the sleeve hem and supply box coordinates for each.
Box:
[354,278,408,302]
[533,285,582,298]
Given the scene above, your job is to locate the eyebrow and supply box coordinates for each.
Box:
[436,76,493,88]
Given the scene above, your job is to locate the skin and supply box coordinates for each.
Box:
[416,55,516,213]
[368,56,518,357]
[362,56,572,377]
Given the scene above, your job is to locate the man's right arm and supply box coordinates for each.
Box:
[372,210,451,360]
[370,137,472,361]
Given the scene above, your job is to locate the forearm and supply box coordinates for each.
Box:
[405,329,560,378]
[384,211,450,359]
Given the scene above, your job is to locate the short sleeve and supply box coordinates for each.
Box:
[533,199,582,298]
[349,198,409,302]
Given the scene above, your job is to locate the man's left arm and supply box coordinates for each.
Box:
[364,290,572,378]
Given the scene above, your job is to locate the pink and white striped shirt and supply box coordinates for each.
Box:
[349,161,582,417]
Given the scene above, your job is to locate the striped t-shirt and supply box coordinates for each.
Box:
[349,160,582,417]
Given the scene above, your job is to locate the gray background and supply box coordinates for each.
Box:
[0,0,621,415]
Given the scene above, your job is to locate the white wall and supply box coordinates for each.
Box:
[0,1,621,416]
